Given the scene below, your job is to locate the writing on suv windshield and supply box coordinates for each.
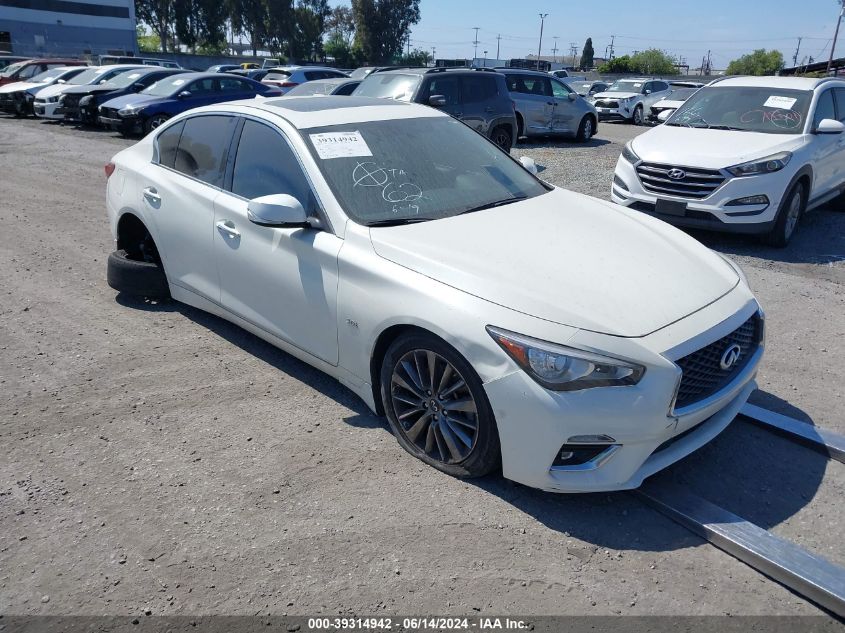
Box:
[668,86,811,134]
[302,117,548,226]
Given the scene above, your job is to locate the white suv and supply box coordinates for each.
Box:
[590,78,672,125]
[612,76,845,246]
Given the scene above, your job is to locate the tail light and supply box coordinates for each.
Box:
[104,162,115,179]
[280,81,299,88]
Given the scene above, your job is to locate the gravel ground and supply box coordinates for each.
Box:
[0,116,843,621]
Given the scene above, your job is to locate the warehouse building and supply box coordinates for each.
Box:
[0,0,137,58]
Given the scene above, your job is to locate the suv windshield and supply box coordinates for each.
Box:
[607,80,645,93]
[353,73,421,101]
[668,86,812,134]
[142,75,192,97]
[666,88,698,102]
[302,117,548,226]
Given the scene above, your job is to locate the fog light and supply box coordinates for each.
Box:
[726,195,769,206]
[613,175,629,191]
[551,443,620,469]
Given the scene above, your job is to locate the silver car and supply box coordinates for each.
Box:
[500,69,598,142]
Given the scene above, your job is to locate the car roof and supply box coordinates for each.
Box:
[309,77,357,85]
[710,75,840,90]
[220,95,445,129]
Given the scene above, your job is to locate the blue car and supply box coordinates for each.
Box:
[97,72,281,135]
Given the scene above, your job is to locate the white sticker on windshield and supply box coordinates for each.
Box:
[172,79,185,86]
[764,95,797,109]
[310,131,372,159]
[633,82,642,88]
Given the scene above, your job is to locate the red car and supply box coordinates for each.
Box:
[0,58,87,86]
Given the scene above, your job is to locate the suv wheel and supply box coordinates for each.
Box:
[632,106,644,126]
[491,126,513,153]
[762,181,806,247]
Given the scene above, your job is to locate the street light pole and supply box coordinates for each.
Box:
[483,50,488,67]
[537,13,548,71]
[828,0,844,74]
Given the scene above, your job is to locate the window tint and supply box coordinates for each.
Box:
[19,64,40,79]
[551,80,572,98]
[231,120,314,208]
[187,78,216,95]
[155,120,185,168]
[461,75,497,103]
[833,88,845,122]
[335,82,357,95]
[814,90,836,127]
[507,75,551,97]
[423,76,460,105]
[219,77,249,92]
[173,115,236,186]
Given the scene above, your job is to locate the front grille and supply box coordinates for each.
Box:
[100,107,119,119]
[62,94,80,108]
[674,313,761,410]
[636,161,726,199]
[595,99,619,108]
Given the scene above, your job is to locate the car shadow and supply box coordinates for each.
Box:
[114,293,826,554]
[516,136,611,149]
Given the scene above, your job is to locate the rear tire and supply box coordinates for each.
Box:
[575,115,595,142]
[491,126,513,153]
[632,105,644,126]
[107,250,170,299]
[761,181,806,247]
[380,332,501,479]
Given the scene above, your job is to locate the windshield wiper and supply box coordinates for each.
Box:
[459,195,528,215]
[366,217,438,227]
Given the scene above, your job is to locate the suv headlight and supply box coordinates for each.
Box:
[726,152,792,177]
[118,105,138,116]
[621,142,640,164]
[487,326,645,391]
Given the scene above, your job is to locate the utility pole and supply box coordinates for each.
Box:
[828,0,844,74]
[406,32,411,57]
[537,13,548,70]
[496,34,501,61]
[706,49,711,75]
[792,37,802,67]
[473,27,480,60]
[609,34,615,60]
[431,47,436,66]
[551,36,559,62]
[570,42,577,68]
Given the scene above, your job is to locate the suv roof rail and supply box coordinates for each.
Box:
[425,66,473,73]
[472,67,498,72]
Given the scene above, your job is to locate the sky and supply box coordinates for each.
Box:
[330,0,845,70]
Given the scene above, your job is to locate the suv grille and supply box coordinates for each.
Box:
[674,313,761,410]
[595,99,619,108]
[636,162,725,199]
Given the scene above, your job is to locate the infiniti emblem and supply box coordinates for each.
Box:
[720,344,743,370]
[667,168,686,180]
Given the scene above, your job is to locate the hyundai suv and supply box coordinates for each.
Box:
[611,76,845,246]
[352,67,517,151]
[590,78,672,125]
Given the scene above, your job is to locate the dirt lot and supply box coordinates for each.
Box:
[0,116,843,620]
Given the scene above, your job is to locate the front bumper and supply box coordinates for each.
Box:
[593,101,636,122]
[611,155,787,234]
[33,100,63,120]
[483,297,762,493]
[98,114,140,134]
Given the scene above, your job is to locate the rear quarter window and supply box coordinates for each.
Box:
[154,120,185,168]
[172,115,237,187]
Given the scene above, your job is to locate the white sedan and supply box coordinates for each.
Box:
[105,96,764,493]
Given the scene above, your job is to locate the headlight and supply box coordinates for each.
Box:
[48,96,59,103]
[118,106,138,116]
[726,152,791,177]
[487,326,645,391]
[621,142,640,164]
[79,95,93,106]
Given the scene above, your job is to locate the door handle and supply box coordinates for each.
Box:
[216,220,240,239]
[142,187,160,205]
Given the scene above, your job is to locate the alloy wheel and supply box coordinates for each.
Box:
[784,187,803,240]
[390,349,479,464]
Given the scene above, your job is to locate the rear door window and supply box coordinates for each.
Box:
[551,80,573,98]
[461,75,497,103]
[187,78,216,95]
[219,77,250,93]
[172,115,237,187]
[422,76,460,106]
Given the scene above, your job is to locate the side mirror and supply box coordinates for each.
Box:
[644,89,652,95]
[57,79,66,84]
[132,83,145,92]
[568,92,577,101]
[519,156,538,175]
[99,79,108,84]
[177,90,192,99]
[657,109,673,123]
[815,118,845,135]
[247,194,308,227]
[428,94,447,107]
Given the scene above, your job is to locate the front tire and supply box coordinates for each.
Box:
[632,105,644,126]
[380,332,501,478]
[762,181,806,247]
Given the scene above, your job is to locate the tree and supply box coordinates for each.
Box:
[581,37,594,70]
[324,32,356,66]
[398,47,431,67]
[174,0,228,53]
[727,49,784,76]
[326,5,355,45]
[352,0,421,64]
[598,55,634,74]
[228,0,269,57]
[136,25,161,53]
[135,0,175,52]
[631,48,677,75]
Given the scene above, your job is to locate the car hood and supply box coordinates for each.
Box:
[652,99,684,108]
[34,83,73,99]
[369,188,739,337]
[593,91,639,100]
[0,80,46,94]
[62,84,119,96]
[100,93,169,110]
[631,124,805,170]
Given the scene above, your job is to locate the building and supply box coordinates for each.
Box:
[0,0,138,58]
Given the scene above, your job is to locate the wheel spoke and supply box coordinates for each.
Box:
[436,363,453,395]
[438,420,466,462]
[445,412,477,431]
[439,377,466,399]
[426,351,437,392]
[392,391,423,407]
[392,371,424,399]
[406,411,433,442]
[400,360,424,391]
[424,421,437,455]
[443,397,477,414]
[444,417,474,448]
[433,423,448,462]
[398,406,425,422]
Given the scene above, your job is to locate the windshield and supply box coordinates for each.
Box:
[666,88,698,102]
[302,117,548,226]
[350,67,374,79]
[286,81,335,96]
[67,67,108,85]
[30,68,69,83]
[572,82,595,93]
[352,73,420,101]
[668,86,812,134]
[607,80,644,93]
[0,61,26,77]
[141,75,191,97]
[103,69,148,89]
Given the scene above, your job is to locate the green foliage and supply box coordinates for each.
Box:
[174,0,228,53]
[324,31,357,67]
[398,47,431,67]
[352,0,421,64]
[581,37,594,70]
[134,0,174,52]
[597,49,678,75]
[136,25,161,53]
[727,49,785,76]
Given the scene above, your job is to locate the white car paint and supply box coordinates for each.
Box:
[106,97,763,493]
[590,78,673,124]
[612,76,845,239]
[33,64,144,120]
